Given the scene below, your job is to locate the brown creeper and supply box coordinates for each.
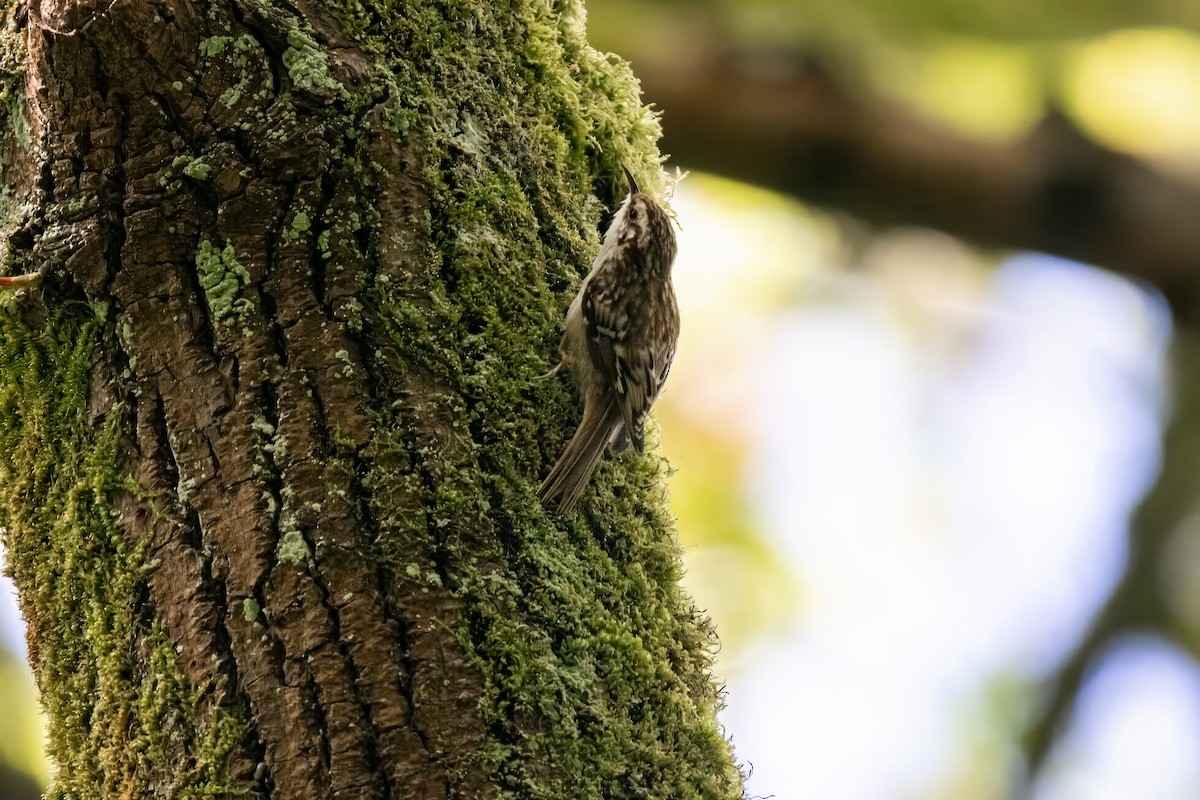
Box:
[538,166,680,511]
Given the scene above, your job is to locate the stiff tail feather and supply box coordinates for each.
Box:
[538,395,622,512]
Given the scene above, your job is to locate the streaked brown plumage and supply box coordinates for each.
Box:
[539,167,680,511]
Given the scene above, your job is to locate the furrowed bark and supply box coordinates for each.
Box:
[0,0,743,797]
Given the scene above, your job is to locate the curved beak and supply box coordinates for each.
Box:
[621,164,639,196]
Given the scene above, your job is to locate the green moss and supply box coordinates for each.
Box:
[0,0,742,794]
[346,0,743,796]
[7,97,29,149]
[0,308,249,797]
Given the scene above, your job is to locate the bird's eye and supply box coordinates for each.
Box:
[628,209,638,221]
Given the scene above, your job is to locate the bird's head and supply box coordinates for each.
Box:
[604,165,677,275]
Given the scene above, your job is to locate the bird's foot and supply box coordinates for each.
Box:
[537,351,570,380]
[0,272,41,289]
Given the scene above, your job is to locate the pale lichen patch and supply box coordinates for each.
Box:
[282,21,345,94]
[242,598,261,623]
[195,240,253,327]
[277,530,311,567]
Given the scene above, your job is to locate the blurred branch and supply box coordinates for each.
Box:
[0,763,40,800]
[1017,333,1200,790]
[639,48,1200,301]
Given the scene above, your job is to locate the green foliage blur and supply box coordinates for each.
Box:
[586,0,1200,670]
[588,0,1200,166]
[586,2,1200,797]
[587,0,1200,44]
[0,638,46,794]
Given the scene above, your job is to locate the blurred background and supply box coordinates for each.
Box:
[594,1,1200,799]
[5,1,1200,798]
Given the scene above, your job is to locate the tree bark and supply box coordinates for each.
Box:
[0,0,743,797]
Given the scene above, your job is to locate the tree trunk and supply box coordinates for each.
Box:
[0,0,743,797]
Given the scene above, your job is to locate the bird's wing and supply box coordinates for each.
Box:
[582,275,676,453]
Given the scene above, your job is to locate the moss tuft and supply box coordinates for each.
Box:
[0,0,743,795]
[0,307,249,797]
[349,0,744,796]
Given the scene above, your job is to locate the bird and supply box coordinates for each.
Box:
[538,166,680,512]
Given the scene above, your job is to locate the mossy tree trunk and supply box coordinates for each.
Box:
[0,0,742,797]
